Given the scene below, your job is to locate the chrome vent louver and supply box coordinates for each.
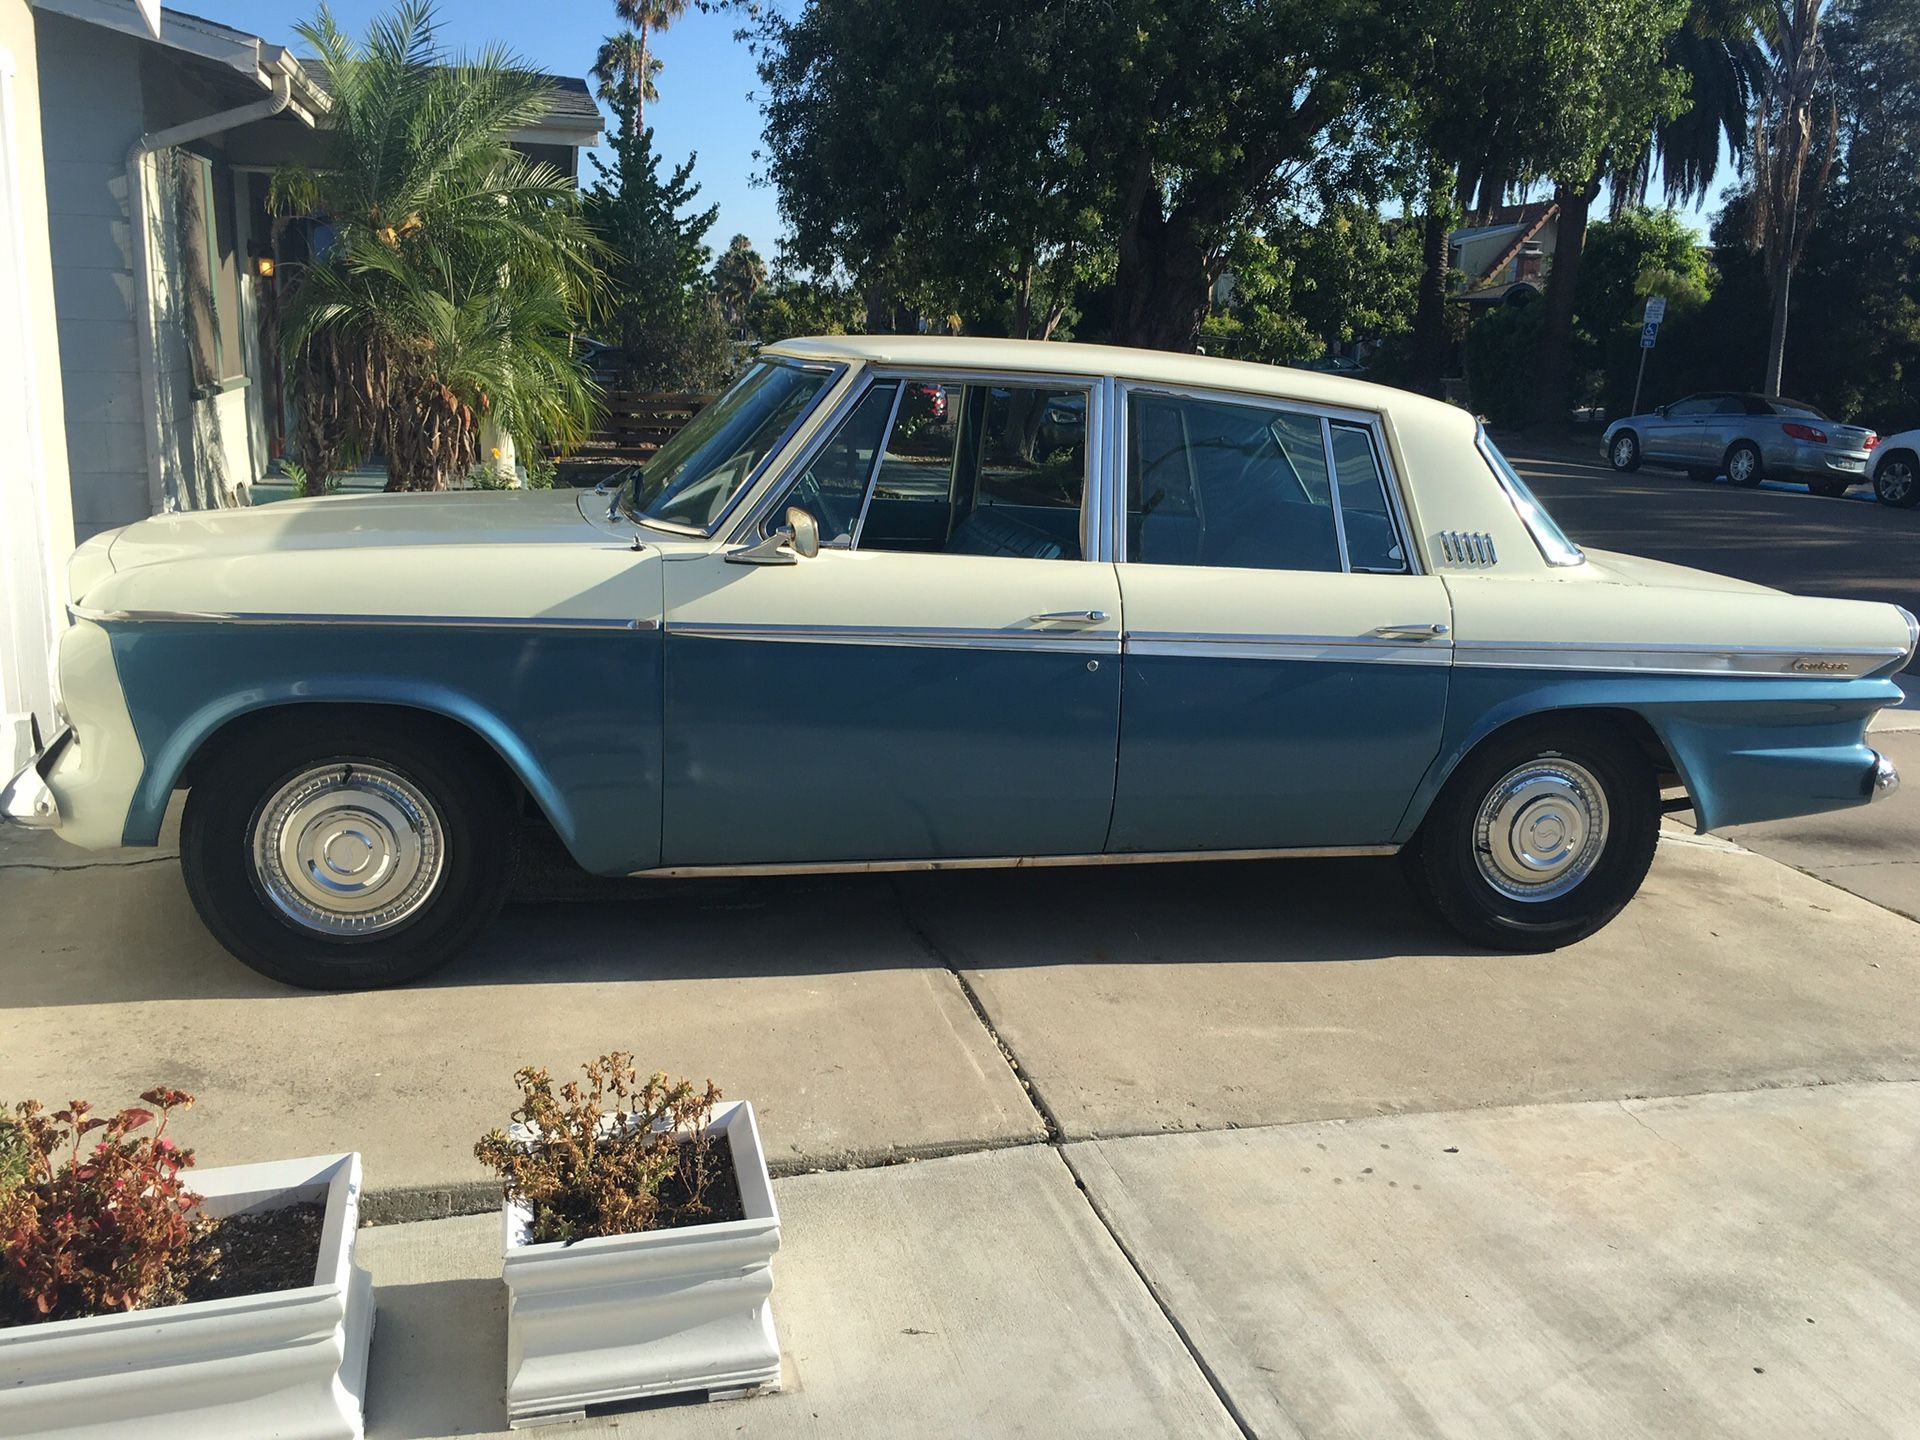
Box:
[1437,531,1498,567]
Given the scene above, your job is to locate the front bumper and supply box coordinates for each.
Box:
[1868,751,1900,803]
[1,718,72,829]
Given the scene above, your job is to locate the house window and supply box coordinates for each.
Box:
[176,153,245,388]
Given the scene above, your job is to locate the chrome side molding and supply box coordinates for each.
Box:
[629,843,1399,879]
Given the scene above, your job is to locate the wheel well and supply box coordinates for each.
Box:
[1879,446,1917,473]
[1464,706,1678,787]
[175,702,529,811]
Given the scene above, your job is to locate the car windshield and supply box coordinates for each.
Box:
[622,361,833,530]
[1476,430,1584,567]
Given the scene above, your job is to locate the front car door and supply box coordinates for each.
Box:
[1108,384,1452,852]
[1642,394,1716,465]
[660,369,1123,866]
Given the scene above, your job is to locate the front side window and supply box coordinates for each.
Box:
[774,377,1089,561]
[623,361,832,530]
[1125,393,1345,573]
[1665,396,1716,418]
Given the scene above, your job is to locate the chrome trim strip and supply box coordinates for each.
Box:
[849,381,906,548]
[1896,606,1919,667]
[1127,630,1453,666]
[68,604,647,632]
[630,843,1399,878]
[1453,639,1908,677]
[667,620,1122,655]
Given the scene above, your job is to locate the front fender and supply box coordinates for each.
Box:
[1394,668,1902,839]
[106,620,664,875]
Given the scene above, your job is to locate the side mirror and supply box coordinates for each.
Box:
[724,506,822,566]
[1654,405,1667,418]
[785,506,820,559]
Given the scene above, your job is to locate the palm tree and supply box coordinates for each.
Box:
[273,2,605,492]
[711,234,766,337]
[1611,0,1767,209]
[608,0,688,138]
[1750,0,1838,393]
[592,32,661,114]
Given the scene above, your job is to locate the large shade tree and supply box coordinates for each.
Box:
[274,2,604,492]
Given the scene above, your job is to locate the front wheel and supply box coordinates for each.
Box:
[1608,433,1640,472]
[1402,719,1659,952]
[1875,451,1918,508]
[1724,442,1763,487]
[181,715,512,988]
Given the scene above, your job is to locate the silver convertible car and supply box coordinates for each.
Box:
[1603,392,1878,496]
[6,338,1913,988]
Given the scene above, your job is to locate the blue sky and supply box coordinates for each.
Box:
[185,0,1735,258]
[187,0,785,252]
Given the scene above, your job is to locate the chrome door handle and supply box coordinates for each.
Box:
[1372,622,1450,640]
[1029,610,1109,625]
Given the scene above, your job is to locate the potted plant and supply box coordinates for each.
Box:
[475,1054,780,1426]
[0,1089,372,1439]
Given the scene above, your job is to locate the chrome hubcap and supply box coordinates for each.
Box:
[1612,438,1633,466]
[1474,758,1610,903]
[1728,450,1754,482]
[251,762,445,936]
[1885,463,1914,502]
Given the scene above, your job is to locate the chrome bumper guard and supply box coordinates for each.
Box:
[1867,752,1900,804]
[2,718,71,829]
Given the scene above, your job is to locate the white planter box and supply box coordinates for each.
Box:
[0,1152,373,1440]
[502,1100,780,1427]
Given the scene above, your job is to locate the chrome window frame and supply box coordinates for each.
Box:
[634,356,850,540]
[728,364,1113,563]
[1111,379,1420,576]
[1475,425,1585,568]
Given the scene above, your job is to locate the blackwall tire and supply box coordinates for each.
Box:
[180,714,512,989]
[1402,718,1659,952]
[1724,442,1764,487]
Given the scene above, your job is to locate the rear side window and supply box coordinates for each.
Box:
[1329,425,1407,573]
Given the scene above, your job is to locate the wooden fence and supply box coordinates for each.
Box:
[571,389,717,465]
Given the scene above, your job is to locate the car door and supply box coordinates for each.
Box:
[1642,395,1712,463]
[1108,386,1452,852]
[660,372,1123,866]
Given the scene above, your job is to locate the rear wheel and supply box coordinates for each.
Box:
[1724,441,1763,487]
[1608,433,1641,472]
[1875,450,1918,508]
[1402,718,1659,952]
[181,714,512,989]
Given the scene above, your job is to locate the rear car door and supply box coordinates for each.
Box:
[661,371,1123,866]
[1108,386,1452,852]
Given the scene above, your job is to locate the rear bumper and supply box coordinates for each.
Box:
[1766,441,1872,481]
[1868,751,1900,803]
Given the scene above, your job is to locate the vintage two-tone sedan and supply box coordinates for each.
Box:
[5,337,1913,988]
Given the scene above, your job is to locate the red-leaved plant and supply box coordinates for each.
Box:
[0,1088,212,1324]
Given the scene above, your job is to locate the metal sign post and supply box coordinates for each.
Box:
[1630,297,1665,417]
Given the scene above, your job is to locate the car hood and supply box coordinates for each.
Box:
[1577,547,1780,597]
[100,488,609,577]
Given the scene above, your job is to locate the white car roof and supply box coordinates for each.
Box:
[762,334,1467,430]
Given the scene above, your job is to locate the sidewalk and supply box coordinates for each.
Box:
[358,1082,1920,1439]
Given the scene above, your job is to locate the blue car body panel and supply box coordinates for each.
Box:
[1400,668,1902,839]
[105,621,666,875]
[661,633,1122,865]
[1108,652,1450,851]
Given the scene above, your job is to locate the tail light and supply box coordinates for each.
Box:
[1782,422,1827,443]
